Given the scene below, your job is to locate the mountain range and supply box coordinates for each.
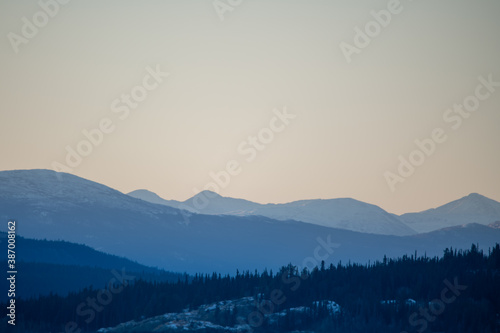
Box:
[128,189,500,235]
[129,189,417,236]
[1,169,500,275]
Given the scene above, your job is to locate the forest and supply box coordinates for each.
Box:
[3,243,499,333]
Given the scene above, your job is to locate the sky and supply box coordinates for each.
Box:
[0,0,499,214]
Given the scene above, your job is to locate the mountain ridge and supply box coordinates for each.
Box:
[2,169,500,274]
[128,189,417,236]
[128,188,500,235]
[400,192,500,232]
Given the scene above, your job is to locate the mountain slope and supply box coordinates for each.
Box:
[400,193,500,233]
[0,232,185,301]
[0,232,186,300]
[128,190,416,236]
[253,198,415,236]
[0,231,178,274]
[2,169,499,275]
[128,189,183,207]
[129,189,261,215]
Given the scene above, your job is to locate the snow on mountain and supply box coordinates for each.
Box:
[129,189,261,215]
[97,296,340,333]
[380,299,416,307]
[490,221,500,229]
[184,191,261,215]
[0,169,177,214]
[252,198,416,236]
[127,190,417,236]
[0,169,187,265]
[2,169,499,275]
[128,189,183,207]
[400,193,500,233]
[312,300,341,314]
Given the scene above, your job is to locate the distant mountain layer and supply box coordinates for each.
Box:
[2,169,500,275]
[128,190,417,236]
[400,193,500,232]
[129,189,500,235]
[0,231,178,274]
[0,232,186,300]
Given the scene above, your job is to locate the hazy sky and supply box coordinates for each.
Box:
[1,0,499,214]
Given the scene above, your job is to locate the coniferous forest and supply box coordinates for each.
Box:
[2,243,499,333]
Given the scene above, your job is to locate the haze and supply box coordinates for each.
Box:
[1,0,499,214]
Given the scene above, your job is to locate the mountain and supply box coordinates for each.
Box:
[2,169,499,275]
[251,198,416,236]
[0,232,186,300]
[0,169,188,269]
[128,190,417,236]
[128,189,184,207]
[184,190,261,215]
[400,193,500,233]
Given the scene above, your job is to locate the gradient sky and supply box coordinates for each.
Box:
[1,0,499,214]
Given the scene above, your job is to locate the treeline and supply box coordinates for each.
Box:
[3,244,500,333]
